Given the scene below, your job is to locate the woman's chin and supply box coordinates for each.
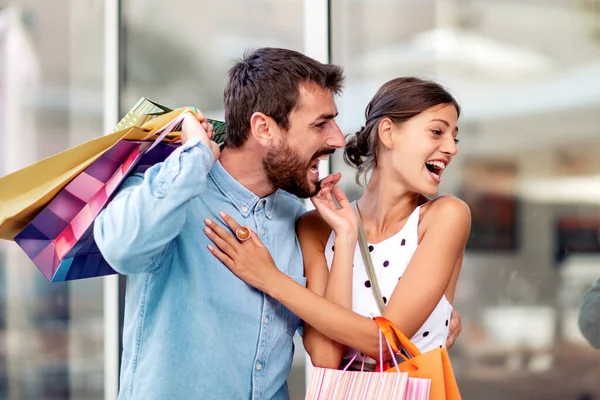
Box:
[418,184,439,198]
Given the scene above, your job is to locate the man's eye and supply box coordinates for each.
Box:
[316,121,327,129]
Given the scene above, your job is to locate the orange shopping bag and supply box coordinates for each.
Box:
[374,316,461,400]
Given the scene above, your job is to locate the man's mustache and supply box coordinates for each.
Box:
[311,148,336,160]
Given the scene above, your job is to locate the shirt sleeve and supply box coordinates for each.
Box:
[93,138,214,274]
[579,278,600,349]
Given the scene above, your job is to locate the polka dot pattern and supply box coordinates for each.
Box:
[323,203,452,355]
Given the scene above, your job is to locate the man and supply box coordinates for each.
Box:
[579,278,600,349]
[95,47,346,400]
[95,47,461,399]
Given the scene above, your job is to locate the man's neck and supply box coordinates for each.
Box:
[219,146,276,199]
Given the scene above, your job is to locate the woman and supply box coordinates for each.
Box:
[203,77,471,368]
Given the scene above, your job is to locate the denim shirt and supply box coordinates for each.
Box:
[94,139,306,400]
[579,278,600,349]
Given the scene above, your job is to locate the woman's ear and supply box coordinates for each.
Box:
[249,112,273,146]
[378,118,395,150]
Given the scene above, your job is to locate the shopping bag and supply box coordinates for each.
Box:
[374,316,461,400]
[305,325,431,400]
[12,108,204,282]
[0,97,226,242]
[306,367,431,400]
[0,97,171,241]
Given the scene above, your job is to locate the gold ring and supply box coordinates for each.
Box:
[235,226,250,242]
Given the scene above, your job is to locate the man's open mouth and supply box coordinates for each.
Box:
[310,154,331,174]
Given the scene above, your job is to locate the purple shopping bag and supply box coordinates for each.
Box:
[14,140,178,282]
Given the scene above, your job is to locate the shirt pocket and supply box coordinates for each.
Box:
[285,275,307,336]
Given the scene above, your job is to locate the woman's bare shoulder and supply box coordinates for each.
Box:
[420,195,471,229]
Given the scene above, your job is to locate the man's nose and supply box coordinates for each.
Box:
[328,122,346,149]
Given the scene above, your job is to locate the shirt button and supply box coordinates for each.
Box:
[264,317,269,324]
[256,362,262,371]
[260,228,265,235]
[242,206,248,213]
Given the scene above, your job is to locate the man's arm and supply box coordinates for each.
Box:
[94,114,218,275]
[579,278,600,349]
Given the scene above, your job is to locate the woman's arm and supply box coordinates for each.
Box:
[445,251,463,304]
[298,179,361,367]
[380,197,469,337]
[297,211,351,368]
[205,196,470,361]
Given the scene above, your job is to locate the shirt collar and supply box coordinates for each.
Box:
[209,161,277,219]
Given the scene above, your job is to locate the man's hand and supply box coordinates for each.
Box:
[446,309,462,349]
[181,110,220,161]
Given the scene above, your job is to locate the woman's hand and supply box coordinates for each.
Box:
[312,173,358,243]
[203,212,283,293]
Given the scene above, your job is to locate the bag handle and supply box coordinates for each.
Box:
[374,316,421,358]
[139,107,227,149]
[341,326,402,373]
[140,107,195,138]
[351,201,386,315]
[139,108,204,155]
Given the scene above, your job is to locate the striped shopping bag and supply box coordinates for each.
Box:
[305,325,431,400]
[306,367,430,399]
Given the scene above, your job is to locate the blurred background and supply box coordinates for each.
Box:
[1,0,600,399]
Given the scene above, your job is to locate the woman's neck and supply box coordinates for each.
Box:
[356,169,421,241]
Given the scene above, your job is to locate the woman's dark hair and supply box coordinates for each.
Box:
[344,77,460,185]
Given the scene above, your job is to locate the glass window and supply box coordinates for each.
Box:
[119,0,306,398]
[0,0,105,398]
[120,0,305,118]
[332,0,600,398]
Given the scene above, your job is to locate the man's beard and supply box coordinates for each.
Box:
[263,141,334,199]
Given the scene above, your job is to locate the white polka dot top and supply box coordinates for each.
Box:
[324,204,453,359]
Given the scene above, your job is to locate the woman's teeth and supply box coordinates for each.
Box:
[426,160,446,170]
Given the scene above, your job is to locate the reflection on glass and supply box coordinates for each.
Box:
[332,1,600,398]
[1,1,104,399]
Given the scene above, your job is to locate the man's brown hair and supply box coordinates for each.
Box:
[223,47,344,148]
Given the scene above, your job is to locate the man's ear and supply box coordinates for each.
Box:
[249,112,274,146]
